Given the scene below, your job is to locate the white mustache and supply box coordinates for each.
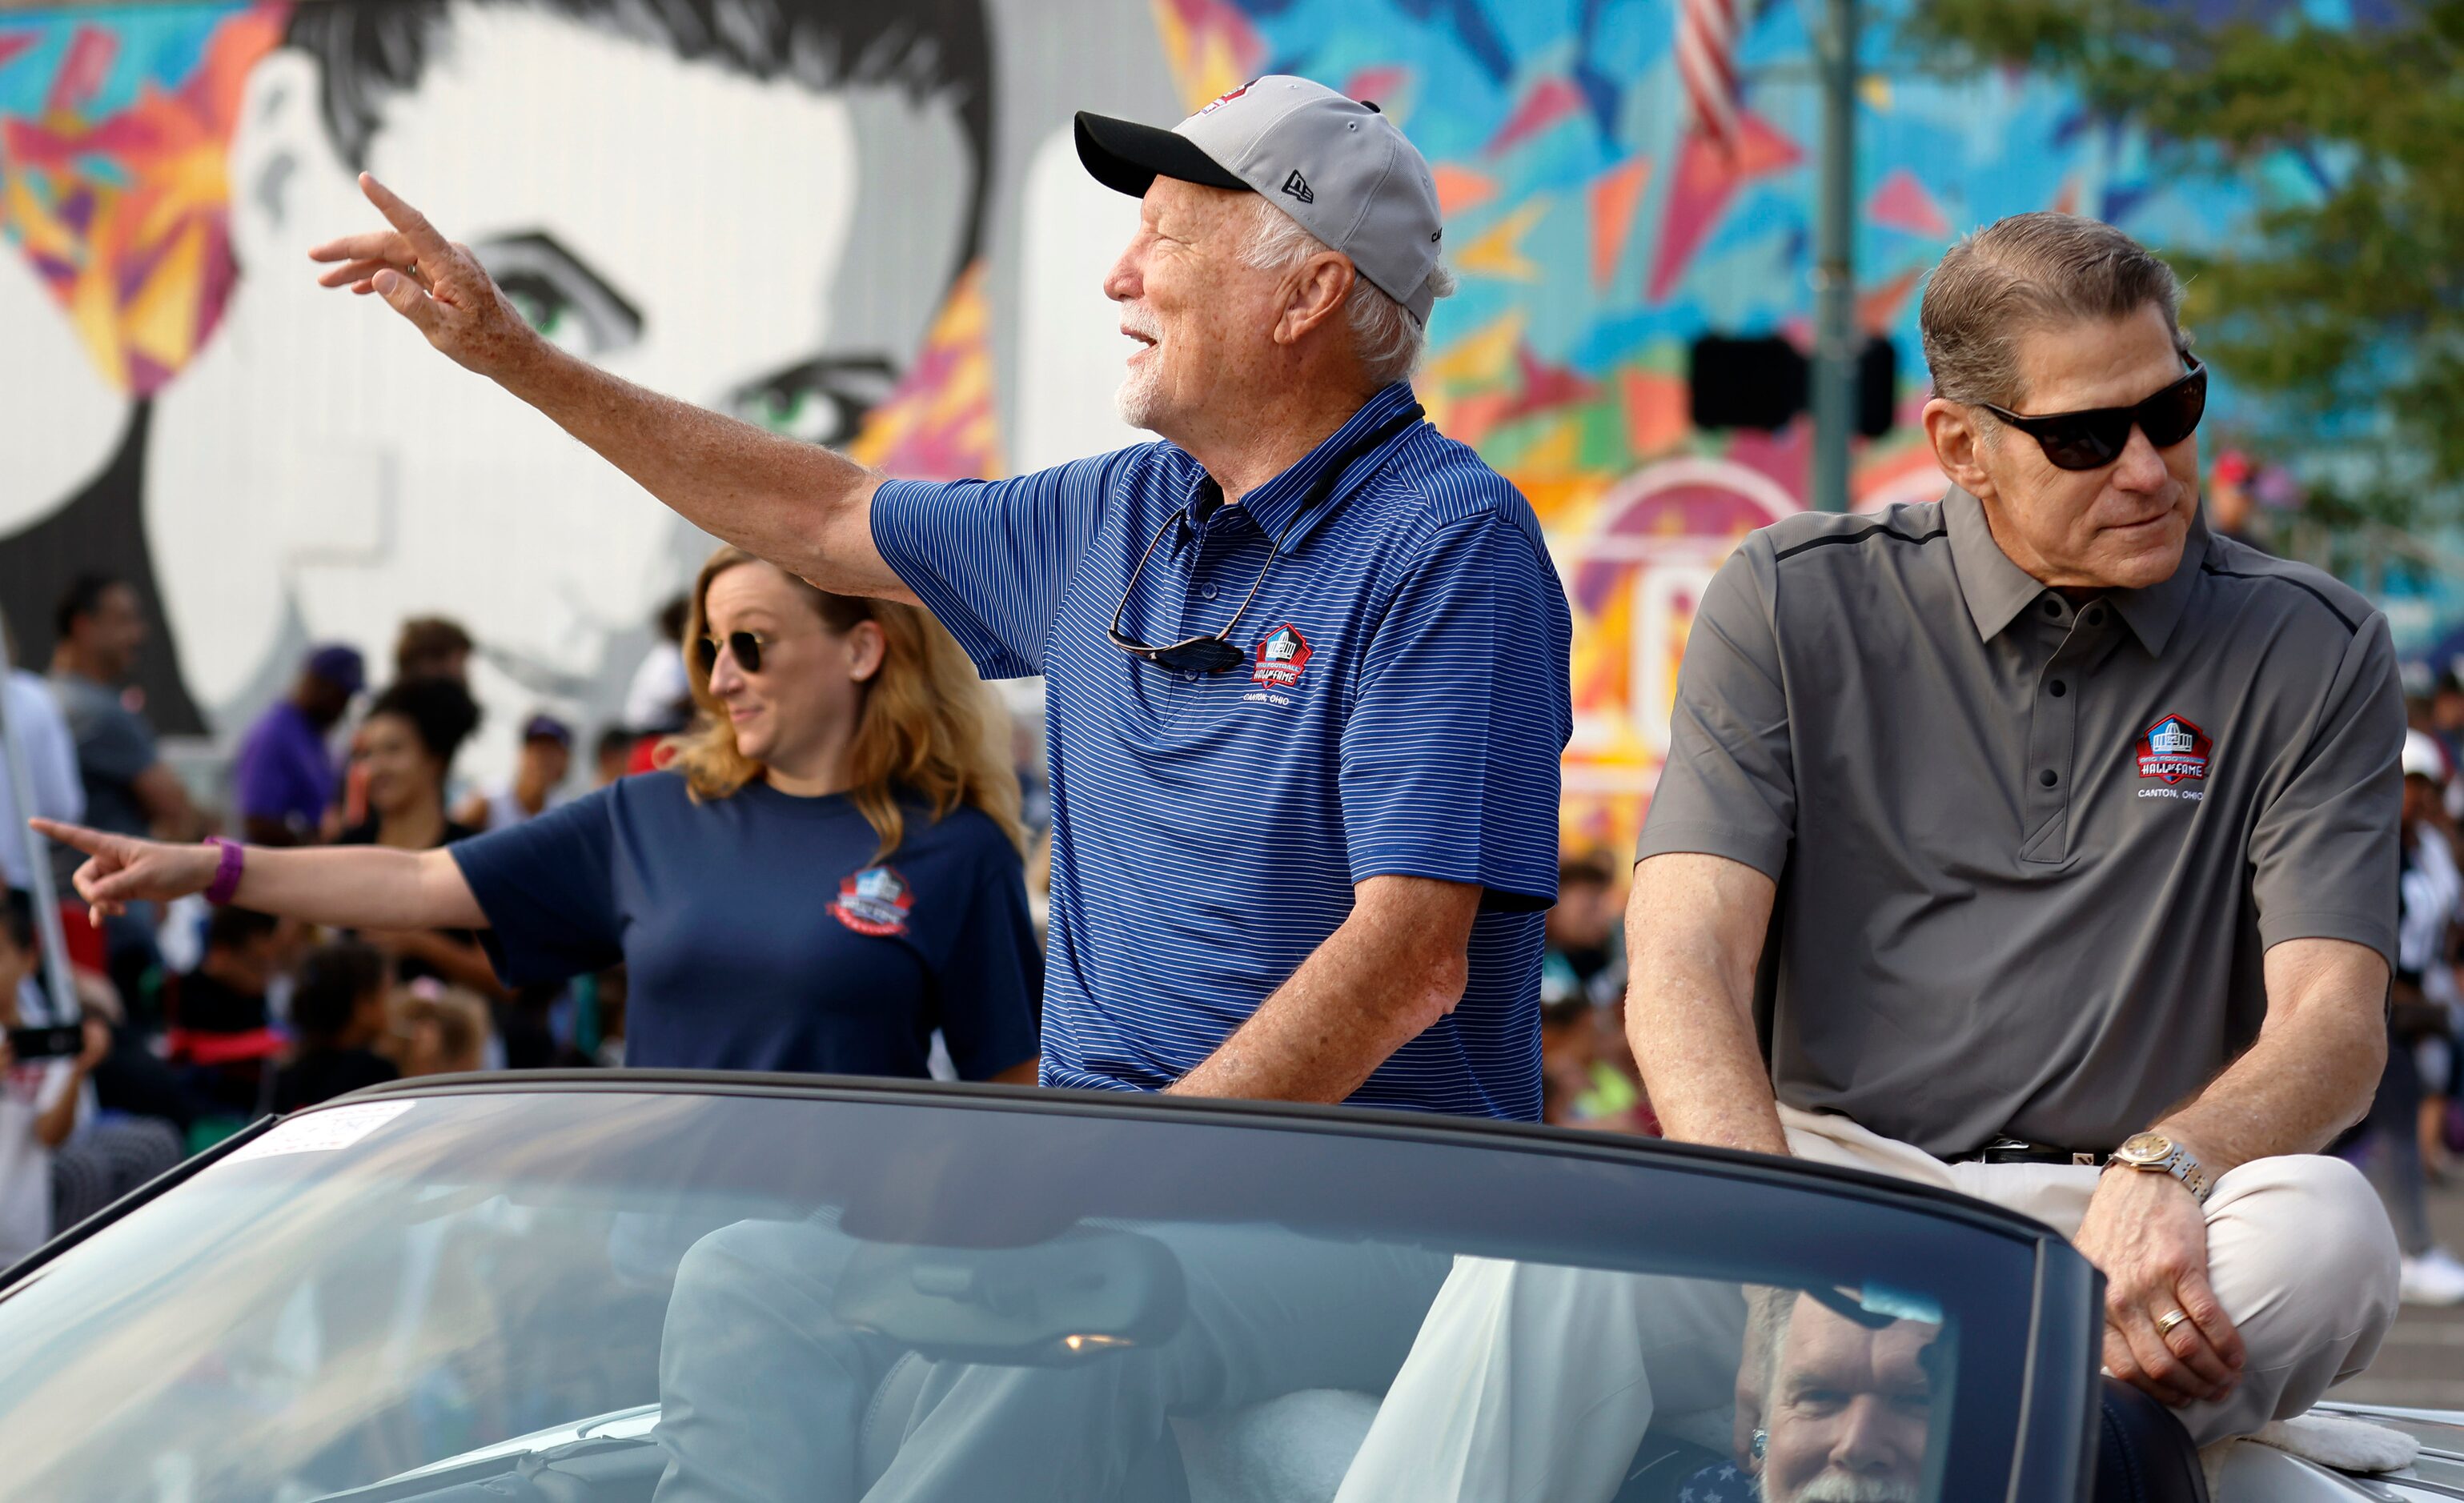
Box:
[1786,1475,1920,1503]
[1120,310,1162,343]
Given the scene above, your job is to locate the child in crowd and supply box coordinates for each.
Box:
[384,982,492,1078]
[1538,995,1656,1136]
[0,891,180,1262]
[271,942,399,1113]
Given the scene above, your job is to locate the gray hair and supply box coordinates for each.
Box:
[1240,197,1457,387]
[1753,1288,1799,1421]
[1919,211,2191,410]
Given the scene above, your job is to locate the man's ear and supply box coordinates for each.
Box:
[1274,252,1355,347]
[1920,396,2000,503]
[224,47,354,271]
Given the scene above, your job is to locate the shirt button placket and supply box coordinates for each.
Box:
[1173,518,1222,693]
[2022,629,2080,863]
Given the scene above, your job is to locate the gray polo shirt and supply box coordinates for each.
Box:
[1638,488,2400,1156]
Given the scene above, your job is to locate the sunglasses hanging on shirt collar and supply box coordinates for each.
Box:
[1980,359,2207,473]
[1109,403,1424,675]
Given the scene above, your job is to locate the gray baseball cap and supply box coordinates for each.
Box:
[1076,75,1446,325]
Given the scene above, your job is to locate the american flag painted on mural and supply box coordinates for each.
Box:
[1676,0,1744,152]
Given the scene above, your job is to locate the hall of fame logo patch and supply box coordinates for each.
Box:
[832,865,914,937]
[2135,714,2213,785]
[1252,624,1313,687]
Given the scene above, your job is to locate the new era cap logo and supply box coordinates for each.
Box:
[1281,170,1314,204]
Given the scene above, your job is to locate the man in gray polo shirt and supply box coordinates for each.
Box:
[1337,214,2400,1498]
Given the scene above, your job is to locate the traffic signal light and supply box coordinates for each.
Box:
[1856,337,1896,439]
[1687,336,1804,431]
[1688,334,1897,439]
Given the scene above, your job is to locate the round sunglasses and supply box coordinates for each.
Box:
[1980,359,2206,472]
[696,630,797,676]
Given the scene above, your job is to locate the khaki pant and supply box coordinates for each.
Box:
[1332,1106,2400,1503]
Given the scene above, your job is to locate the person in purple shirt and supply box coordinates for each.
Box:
[231,645,363,846]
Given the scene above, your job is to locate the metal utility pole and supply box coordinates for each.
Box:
[0,647,78,1027]
[1809,0,1858,512]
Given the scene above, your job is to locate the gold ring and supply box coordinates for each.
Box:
[2156,1309,2192,1339]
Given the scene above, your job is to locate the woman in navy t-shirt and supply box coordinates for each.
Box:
[42,547,1041,1083]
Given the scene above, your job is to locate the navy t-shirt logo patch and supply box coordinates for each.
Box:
[833,865,914,936]
[1252,624,1313,687]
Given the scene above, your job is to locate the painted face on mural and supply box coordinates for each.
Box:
[0,238,125,530]
[142,2,975,750]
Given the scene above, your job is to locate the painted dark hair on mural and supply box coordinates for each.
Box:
[283,0,996,261]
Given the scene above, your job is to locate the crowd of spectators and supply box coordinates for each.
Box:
[2360,676,2464,1305]
[24,559,2454,1313]
[0,573,705,1261]
[2,555,1061,1248]
[0,546,1669,1266]
[1538,858,1652,1134]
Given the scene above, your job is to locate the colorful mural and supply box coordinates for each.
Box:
[1,4,278,395]
[0,0,2267,838]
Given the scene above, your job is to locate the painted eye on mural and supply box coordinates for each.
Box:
[728,355,901,448]
[471,230,643,362]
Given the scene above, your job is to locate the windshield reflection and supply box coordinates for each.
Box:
[0,1090,2003,1502]
[1756,1293,1941,1503]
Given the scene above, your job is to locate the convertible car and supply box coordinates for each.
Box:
[0,1072,2449,1502]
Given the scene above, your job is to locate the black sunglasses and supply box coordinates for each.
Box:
[1980,359,2206,472]
[1110,405,1424,675]
[696,630,773,675]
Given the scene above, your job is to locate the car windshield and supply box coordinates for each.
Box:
[0,1084,2048,1502]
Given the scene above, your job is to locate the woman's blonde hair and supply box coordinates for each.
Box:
[663,547,1024,858]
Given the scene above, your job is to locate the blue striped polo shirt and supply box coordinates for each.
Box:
[872,382,1572,1120]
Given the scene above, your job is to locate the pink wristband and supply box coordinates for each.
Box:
[203,836,244,905]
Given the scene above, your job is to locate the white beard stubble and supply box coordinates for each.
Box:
[1115,355,1163,430]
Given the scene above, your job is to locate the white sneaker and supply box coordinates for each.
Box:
[2399,1248,2464,1305]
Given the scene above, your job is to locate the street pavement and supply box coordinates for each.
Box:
[2330,1176,2464,1412]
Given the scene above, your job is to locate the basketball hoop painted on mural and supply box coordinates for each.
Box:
[1557,456,1799,854]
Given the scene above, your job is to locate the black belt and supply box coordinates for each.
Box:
[1949,1136,2112,1167]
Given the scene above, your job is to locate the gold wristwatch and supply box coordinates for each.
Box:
[2109,1132,2213,1204]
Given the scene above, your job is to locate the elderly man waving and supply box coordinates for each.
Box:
[311,75,1569,1116]
[307,76,1570,1501]
[1338,213,2402,1501]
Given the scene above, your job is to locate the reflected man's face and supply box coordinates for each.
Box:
[150,2,970,747]
[1763,1297,1936,1503]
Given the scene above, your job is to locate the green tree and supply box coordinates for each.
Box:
[1904,0,2464,547]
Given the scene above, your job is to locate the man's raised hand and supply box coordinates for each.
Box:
[307,174,538,377]
[30,819,219,923]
